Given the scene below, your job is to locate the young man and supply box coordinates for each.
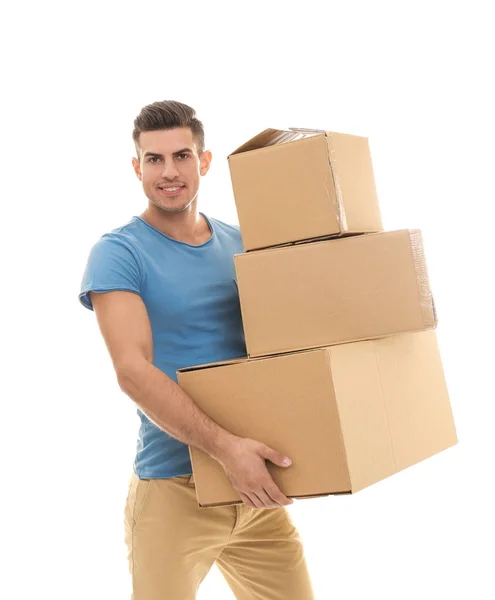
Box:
[79,100,315,600]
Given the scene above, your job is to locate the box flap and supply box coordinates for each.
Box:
[229,129,297,156]
[177,356,248,373]
[177,347,325,374]
[198,491,341,508]
[229,127,326,156]
[329,340,397,492]
[234,227,392,257]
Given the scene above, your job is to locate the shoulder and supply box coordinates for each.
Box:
[108,216,144,246]
[79,219,144,311]
[85,218,145,272]
[90,217,142,253]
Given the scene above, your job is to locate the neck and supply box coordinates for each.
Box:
[139,200,211,244]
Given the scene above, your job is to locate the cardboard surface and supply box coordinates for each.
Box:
[228,128,383,251]
[177,330,457,507]
[235,229,437,358]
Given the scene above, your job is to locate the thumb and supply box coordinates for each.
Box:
[261,444,292,468]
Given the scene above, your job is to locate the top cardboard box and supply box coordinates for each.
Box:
[228,128,383,251]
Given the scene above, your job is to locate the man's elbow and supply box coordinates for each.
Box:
[115,357,150,393]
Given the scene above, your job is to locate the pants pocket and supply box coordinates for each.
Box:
[124,474,153,532]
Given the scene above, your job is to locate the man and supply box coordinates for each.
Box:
[79,100,315,600]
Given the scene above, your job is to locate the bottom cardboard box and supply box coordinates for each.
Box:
[177,330,457,507]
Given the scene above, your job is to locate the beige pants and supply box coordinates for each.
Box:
[124,472,315,599]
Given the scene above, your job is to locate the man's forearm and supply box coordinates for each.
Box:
[117,359,237,464]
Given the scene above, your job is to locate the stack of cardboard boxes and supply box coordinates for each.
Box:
[177,128,458,508]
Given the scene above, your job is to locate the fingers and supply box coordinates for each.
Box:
[257,487,289,508]
[238,492,257,508]
[239,487,292,509]
[263,482,293,506]
[250,492,267,509]
[260,444,292,468]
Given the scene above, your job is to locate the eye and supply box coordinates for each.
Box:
[177,153,190,160]
[149,156,161,163]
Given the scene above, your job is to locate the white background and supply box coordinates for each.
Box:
[2,1,494,598]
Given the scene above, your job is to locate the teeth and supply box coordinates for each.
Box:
[162,186,181,191]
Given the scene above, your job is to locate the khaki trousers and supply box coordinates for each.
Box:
[124,472,315,600]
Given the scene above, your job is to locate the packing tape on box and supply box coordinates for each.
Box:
[325,136,348,232]
[409,229,436,322]
[289,128,347,232]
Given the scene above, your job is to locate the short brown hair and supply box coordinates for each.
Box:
[132,100,205,158]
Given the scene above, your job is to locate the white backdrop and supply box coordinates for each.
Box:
[2,1,494,598]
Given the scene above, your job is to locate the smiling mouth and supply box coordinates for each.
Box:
[159,185,185,195]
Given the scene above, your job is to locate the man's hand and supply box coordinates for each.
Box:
[217,437,294,509]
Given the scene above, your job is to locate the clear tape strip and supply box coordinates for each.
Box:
[409,230,436,324]
[289,128,347,231]
[262,130,296,147]
[273,131,300,145]
[325,135,347,232]
[289,127,327,135]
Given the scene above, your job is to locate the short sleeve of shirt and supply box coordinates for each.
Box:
[78,234,142,311]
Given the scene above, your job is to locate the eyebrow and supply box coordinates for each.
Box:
[143,148,194,159]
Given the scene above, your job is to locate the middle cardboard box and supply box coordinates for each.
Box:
[234,228,437,358]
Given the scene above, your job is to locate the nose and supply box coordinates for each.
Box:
[161,159,180,180]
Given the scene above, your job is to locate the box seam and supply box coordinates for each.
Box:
[324,348,353,493]
[371,343,397,474]
[324,133,348,232]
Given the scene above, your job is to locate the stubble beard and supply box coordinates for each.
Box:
[150,187,199,214]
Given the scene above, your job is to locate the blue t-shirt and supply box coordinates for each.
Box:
[79,213,247,479]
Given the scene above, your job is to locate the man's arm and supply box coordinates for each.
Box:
[90,290,293,509]
[90,290,236,460]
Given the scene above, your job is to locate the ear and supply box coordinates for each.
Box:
[132,157,142,181]
[199,150,212,176]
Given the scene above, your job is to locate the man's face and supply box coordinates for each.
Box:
[132,127,211,213]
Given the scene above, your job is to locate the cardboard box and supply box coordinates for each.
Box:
[235,229,437,358]
[177,330,457,508]
[228,128,383,251]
